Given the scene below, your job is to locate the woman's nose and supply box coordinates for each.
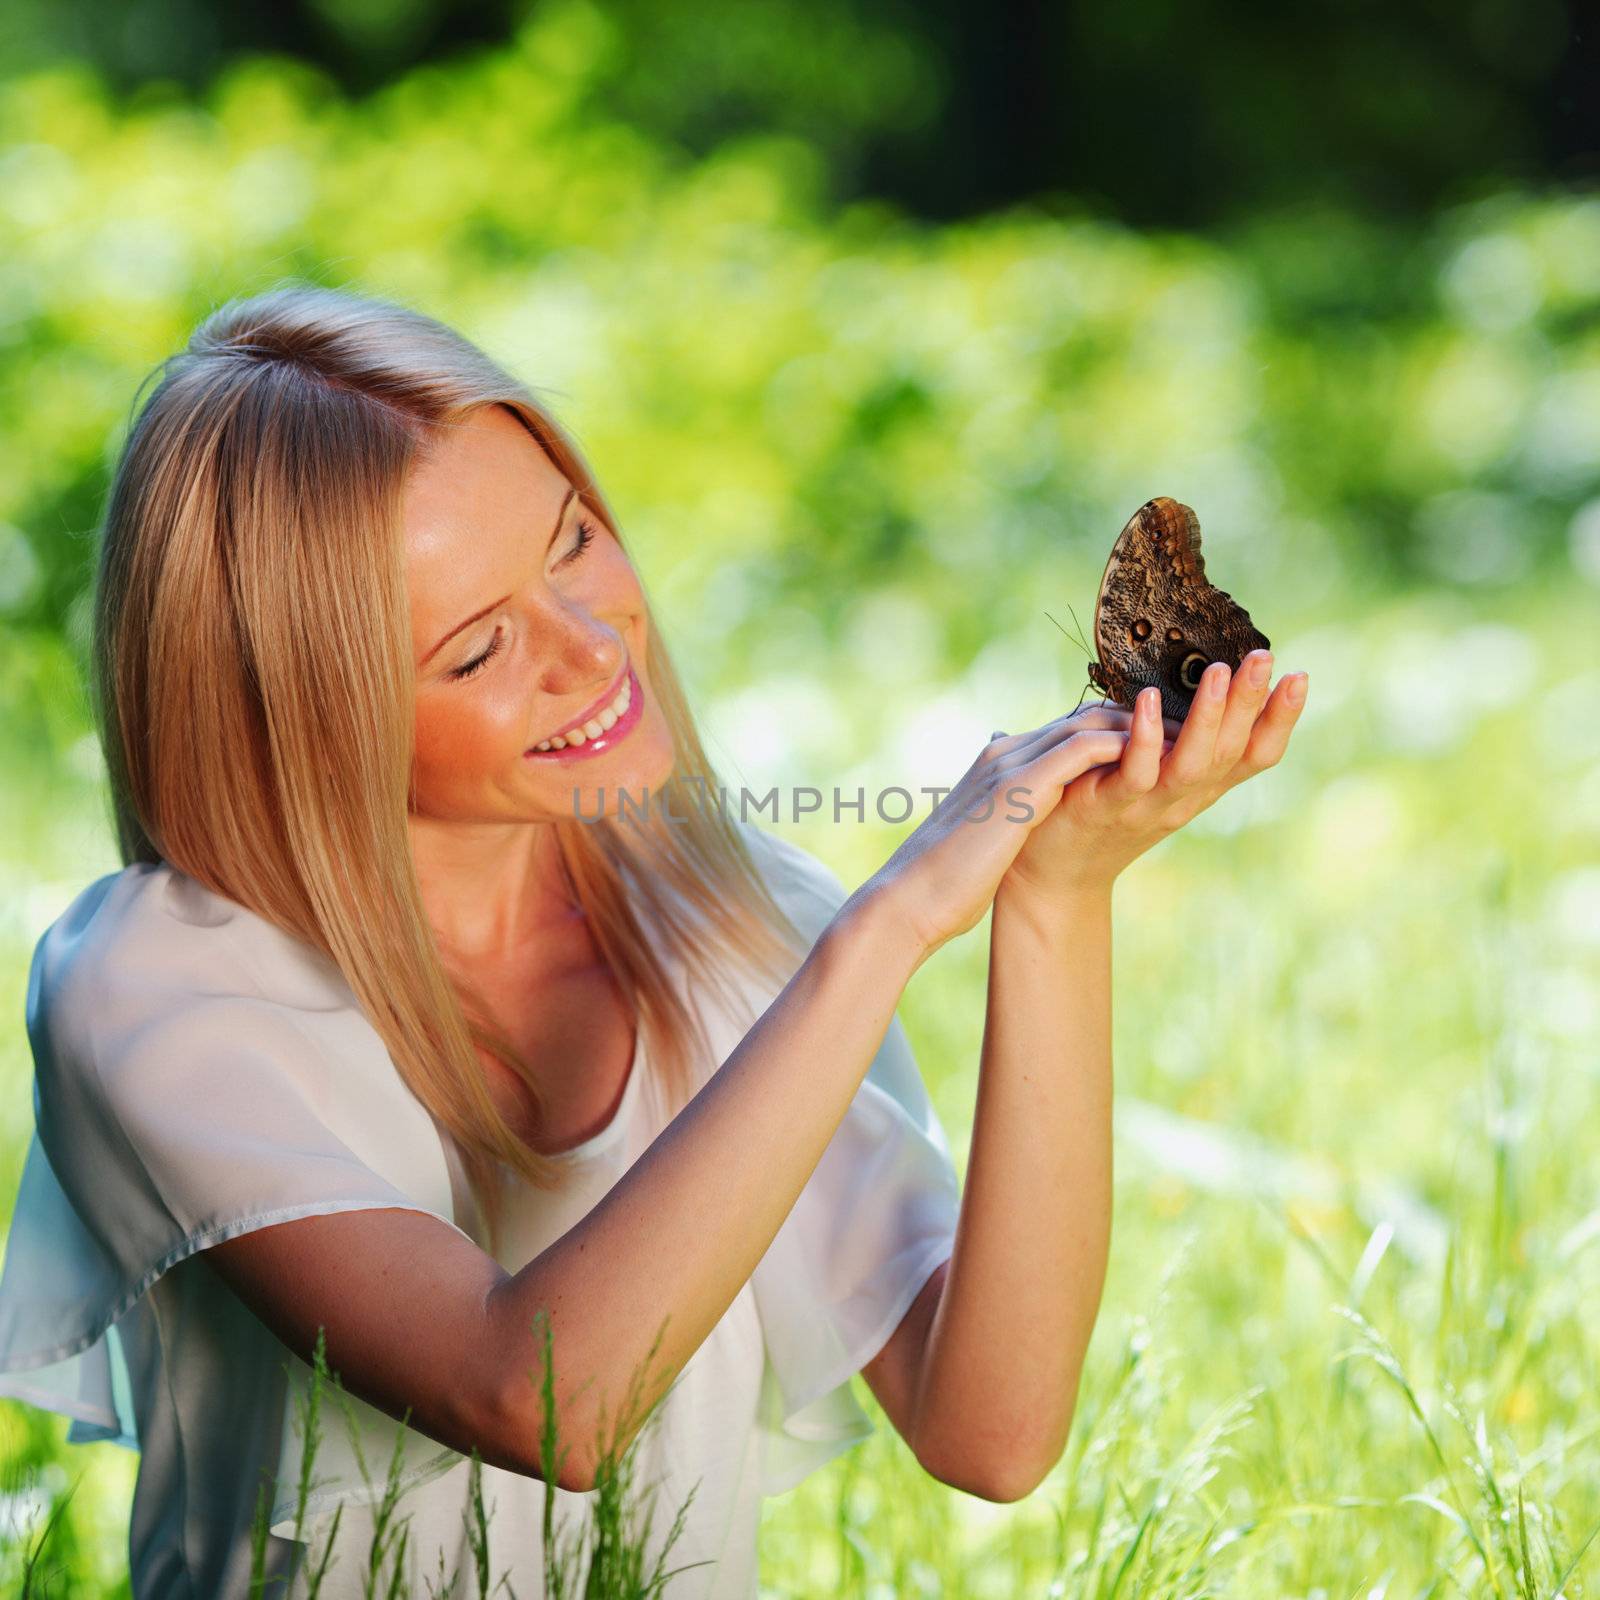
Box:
[537,619,623,695]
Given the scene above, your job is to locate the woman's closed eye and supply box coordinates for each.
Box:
[448,518,599,683]
[449,627,504,682]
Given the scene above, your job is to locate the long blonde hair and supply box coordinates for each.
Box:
[91,279,811,1255]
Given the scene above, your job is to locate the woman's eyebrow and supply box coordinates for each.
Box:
[420,484,578,665]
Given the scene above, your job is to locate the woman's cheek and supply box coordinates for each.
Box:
[411,700,461,792]
[413,688,522,786]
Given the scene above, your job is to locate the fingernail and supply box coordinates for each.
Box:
[1287,673,1307,705]
[1249,652,1271,685]
[1208,663,1229,697]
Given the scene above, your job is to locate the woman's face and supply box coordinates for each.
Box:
[404,404,676,826]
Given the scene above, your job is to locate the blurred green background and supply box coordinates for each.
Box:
[1,0,1598,1593]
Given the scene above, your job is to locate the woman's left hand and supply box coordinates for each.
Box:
[995,649,1308,902]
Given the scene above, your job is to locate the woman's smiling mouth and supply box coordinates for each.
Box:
[525,663,642,760]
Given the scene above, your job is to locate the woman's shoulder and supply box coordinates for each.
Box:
[27,861,358,1056]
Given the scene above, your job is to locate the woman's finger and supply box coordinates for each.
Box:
[1082,704,1185,742]
[987,707,1124,767]
[1210,649,1276,769]
[1230,672,1308,780]
[988,695,1183,774]
[1095,686,1165,804]
[1009,728,1131,803]
[1160,661,1229,790]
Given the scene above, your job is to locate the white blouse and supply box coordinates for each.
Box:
[0,821,962,1598]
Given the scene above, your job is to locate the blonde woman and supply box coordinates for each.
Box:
[0,283,1306,1597]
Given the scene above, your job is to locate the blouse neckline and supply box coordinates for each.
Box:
[538,1019,644,1163]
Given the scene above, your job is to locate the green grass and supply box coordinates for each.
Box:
[256,1314,705,1599]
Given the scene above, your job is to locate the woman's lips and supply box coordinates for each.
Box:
[525,665,643,762]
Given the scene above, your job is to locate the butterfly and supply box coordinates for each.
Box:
[1081,497,1270,724]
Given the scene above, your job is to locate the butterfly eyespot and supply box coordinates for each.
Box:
[1178,652,1209,690]
[1130,618,1153,641]
[1165,626,1184,642]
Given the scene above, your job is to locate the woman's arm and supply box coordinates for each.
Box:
[870,651,1305,1501]
[479,885,930,1479]
[867,878,1112,1502]
[209,886,925,1493]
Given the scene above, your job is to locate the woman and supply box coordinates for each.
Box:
[0,282,1306,1597]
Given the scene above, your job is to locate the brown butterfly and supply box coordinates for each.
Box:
[1084,497,1270,723]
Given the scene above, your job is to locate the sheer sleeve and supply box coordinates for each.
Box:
[730,825,964,1495]
[0,865,477,1534]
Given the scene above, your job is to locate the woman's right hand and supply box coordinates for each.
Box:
[859,703,1175,964]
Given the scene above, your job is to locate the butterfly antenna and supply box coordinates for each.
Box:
[1046,607,1107,711]
[1066,602,1094,655]
[1044,606,1093,659]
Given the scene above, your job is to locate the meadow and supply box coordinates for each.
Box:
[1,3,1598,1591]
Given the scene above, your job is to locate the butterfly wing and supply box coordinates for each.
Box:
[1085,512,1145,707]
[1089,498,1269,722]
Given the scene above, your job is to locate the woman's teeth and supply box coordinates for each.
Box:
[536,675,632,750]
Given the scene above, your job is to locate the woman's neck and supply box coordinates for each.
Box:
[408,814,575,964]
